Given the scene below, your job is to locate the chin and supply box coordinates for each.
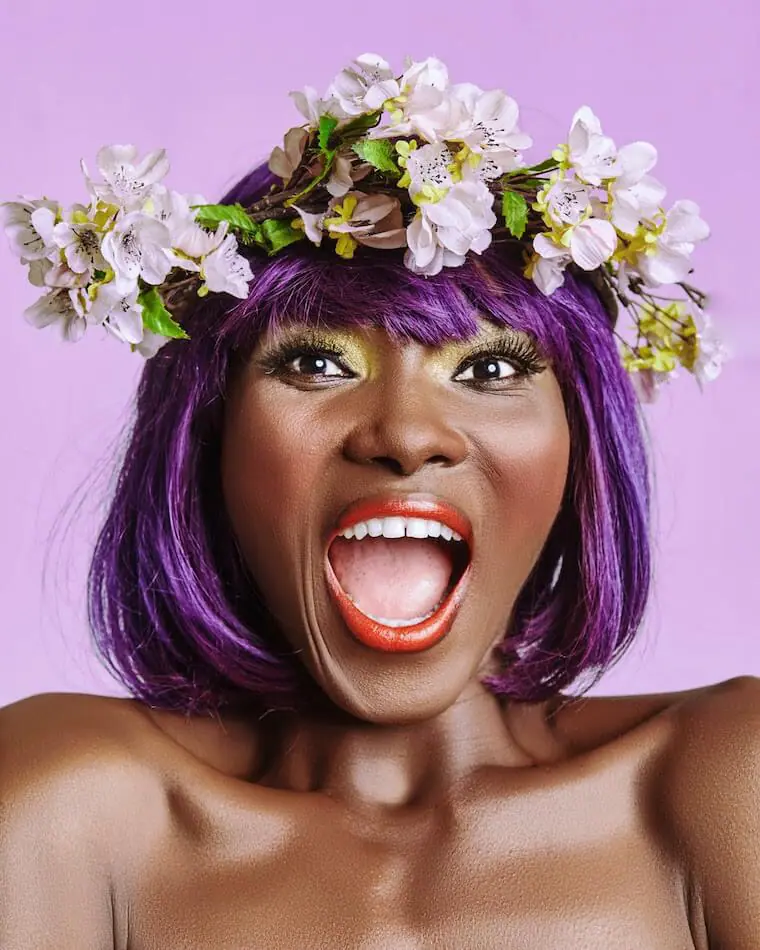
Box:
[302,644,481,726]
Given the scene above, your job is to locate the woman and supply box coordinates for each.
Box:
[2,54,759,949]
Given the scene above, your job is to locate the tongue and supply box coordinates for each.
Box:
[328,536,454,621]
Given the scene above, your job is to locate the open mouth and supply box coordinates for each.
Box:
[324,498,473,653]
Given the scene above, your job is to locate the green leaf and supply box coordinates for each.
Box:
[138,287,190,339]
[519,158,559,175]
[318,115,339,151]
[259,218,306,255]
[190,202,259,239]
[337,110,383,141]
[507,177,549,189]
[502,191,529,240]
[351,139,401,178]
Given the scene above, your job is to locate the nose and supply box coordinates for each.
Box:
[341,379,469,477]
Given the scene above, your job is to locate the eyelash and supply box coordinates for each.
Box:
[257,336,546,387]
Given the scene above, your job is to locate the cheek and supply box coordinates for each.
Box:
[220,387,328,596]
[475,394,570,586]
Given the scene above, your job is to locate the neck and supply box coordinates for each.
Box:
[255,681,564,813]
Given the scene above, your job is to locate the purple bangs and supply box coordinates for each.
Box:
[86,161,652,716]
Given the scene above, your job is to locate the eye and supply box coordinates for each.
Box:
[286,350,347,378]
[454,355,520,383]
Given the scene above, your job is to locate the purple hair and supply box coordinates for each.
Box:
[86,161,652,717]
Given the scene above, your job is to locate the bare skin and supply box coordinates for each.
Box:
[2,319,759,947]
[2,682,757,949]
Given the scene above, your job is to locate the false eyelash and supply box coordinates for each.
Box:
[256,333,547,382]
[455,337,547,380]
[257,336,352,377]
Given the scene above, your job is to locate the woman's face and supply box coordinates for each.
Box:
[221,316,570,723]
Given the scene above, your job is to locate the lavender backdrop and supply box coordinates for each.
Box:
[1,0,758,707]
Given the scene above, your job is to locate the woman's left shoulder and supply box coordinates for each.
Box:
[660,675,760,948]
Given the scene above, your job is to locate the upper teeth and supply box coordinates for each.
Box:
[339,517,463,543]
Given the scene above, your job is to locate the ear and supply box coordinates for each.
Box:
[663,676,760,947]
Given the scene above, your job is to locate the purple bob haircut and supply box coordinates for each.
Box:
[87,161,652,718]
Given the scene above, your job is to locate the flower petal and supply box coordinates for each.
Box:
[570,218,618,269]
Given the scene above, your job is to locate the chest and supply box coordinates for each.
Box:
[124,779,697,950]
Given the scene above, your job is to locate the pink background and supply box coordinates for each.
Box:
[1,0,758,708]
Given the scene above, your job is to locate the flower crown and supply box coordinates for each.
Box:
[2,52,727,402]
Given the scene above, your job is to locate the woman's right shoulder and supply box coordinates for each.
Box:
[0,692,173,848]
[0,692,172,949]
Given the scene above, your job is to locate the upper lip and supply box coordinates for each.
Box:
[328,492,474,547]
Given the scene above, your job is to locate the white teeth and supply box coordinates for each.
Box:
[382,516,406,539]
[338,516,466,543]
[367,518,383,537]
[405,517,429,539]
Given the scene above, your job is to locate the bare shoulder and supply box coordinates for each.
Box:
[0,691,172,948]
[1,690,167,785]
[0,691,172,852]
[549,680,716,756]
[653,675,760,947]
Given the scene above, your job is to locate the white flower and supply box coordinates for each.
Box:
[200,233,253,297]
[446,83,532,171]
[290,85,342,125]
[89,281,144,343]
[373,88,464,143]
[23,288,87,342]
[100,212,174,292]
[405,142,456,195]
[43,261,91,289]
[268,127,309,184]
[367,57,463,143]
[145,186,228,271]
[80,145,170,212]
[399,56,450,95]
[1,197,59,261]
[404,140,512,198]
[405,214,468,276]
[531,234,572,295]
[608,142,666,235]
[292,205,327,246]
[51,206,108,275]
[633,199,710,286]
[565,217,618,270]
[405,178,496,276]
[544,179,591,226]
[27,257,54,287]
[327,53,400,117]
[133,329,171,359]
[693,310,730,386]
[567,106,621,186]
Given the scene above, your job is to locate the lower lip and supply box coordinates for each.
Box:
[324,556,472,653]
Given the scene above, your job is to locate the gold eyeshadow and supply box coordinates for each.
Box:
[253,321,547,385]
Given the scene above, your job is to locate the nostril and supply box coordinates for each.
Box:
[369,454,454,475]
[370,456,405,475]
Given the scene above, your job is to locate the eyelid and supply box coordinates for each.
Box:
[257,339,356,379]
[257,332,546,383]
[453,339,546,376]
